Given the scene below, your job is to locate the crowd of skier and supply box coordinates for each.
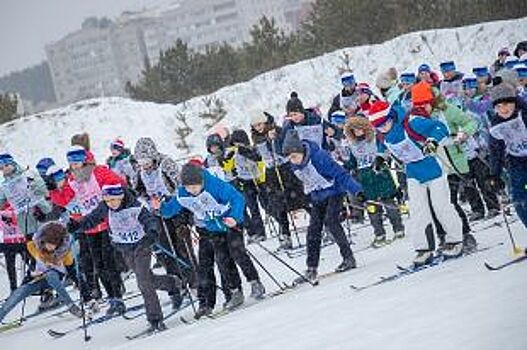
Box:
[0,39,526,335]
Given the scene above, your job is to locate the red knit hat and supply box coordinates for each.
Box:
[411,81,435,106]
[110,138,125,150]
[368,101,391,128]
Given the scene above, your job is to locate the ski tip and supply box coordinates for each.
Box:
[484,262,498,271]
[47,329,66,338]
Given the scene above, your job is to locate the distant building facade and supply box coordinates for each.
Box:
[45,0,312,105]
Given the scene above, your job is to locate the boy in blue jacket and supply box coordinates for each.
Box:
[369,101,464,266]
[161,164,265,313]
[282,130,364,283]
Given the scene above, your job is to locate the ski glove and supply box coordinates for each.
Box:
[355,192,367,205]
[373,156,386,172]
[66,220,81,235]
[422,139,439,155]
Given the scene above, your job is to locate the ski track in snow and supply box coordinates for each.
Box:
[0,18,526,168]
[1,214,526,350]
[1,17,527,349]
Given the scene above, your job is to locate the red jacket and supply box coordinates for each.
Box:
[50,165,125,235]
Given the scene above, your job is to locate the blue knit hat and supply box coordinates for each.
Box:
[66,145,87,164]
[439,61,456,73]
[400,72,416,84]
[340,72,356,87]
[46,165,66,182]
[0,153,15,166]
[330,110,347,125]
[418,64,431,73]
[36,157,56,176]
[462,76,478,90]
[101,184,125,198]
[515,65,527,78]
[472,66,490,78]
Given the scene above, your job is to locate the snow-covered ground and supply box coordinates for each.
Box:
[1,214,526,349]
[0,17,526,168]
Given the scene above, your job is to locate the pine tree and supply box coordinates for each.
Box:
[0,93,18,124]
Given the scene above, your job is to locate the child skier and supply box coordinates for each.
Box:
[68,184,183,332]
[0,222,83,323]
[0,202,27,293]
[343,116,405,247]
[486,82,527,229]
[282,130,364,283]
[368,101,464,266]
[106,139,137,187]
[161,163,266,311]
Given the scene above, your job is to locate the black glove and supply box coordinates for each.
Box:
[67,219,81,234]
[31,206,46,222]
[486,175,505,192]
[355,192,366,205]
[44,177,57,191]
[422,139,439,155]
[373,156,386,172]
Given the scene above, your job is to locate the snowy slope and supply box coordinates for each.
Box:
[0,17,526,168]
[1,215,526,349]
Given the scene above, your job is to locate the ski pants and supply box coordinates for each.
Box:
[306,195,354,268]
[196,230,240,308]
[467,157,500,214]
[116,239,179,323]
[0,270,73,323]
[77,232,101,300]
[367,198,405,237]
[0,243,27,292]
[208,228,259,290]
[407,175,463,251]
[509,162,527,228]
[84,231,123,299]
[239,181,266,239]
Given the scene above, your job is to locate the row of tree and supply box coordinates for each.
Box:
[126,0,525,104]
[0,93,18,124]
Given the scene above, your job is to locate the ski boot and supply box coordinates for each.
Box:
[463,233,478,254]
[278,236,293,251]
[223,289,244,310]
[413,250,434,268]
[68,304,84,318]
[106,298,126,317]
[486,209,500,219]
[468,211,484,222]
[249,280,266,300]
[393,230,405,240]
[194,304,213,319]
[335,256,357,272]
[293,267,318,285]
[147,320,167,333]
[371,235,387,248]
[170,290,183,310]
[441,241,464,260]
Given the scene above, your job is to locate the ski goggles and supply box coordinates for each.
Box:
[330,111,347,125]
[66,150,87,164]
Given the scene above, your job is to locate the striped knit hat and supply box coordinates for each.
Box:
[368,101,392,128]
[101,184,125,199]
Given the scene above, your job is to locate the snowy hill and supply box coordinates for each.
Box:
[1,17,526,167]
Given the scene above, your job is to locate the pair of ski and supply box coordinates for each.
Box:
[484,253,527,271]
[349,242,504,292]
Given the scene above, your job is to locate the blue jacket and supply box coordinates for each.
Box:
[488,100,527,176]
[160,171,245,233]
[378,105,449,183]
[289,141,362,202]
[278,109,341,153]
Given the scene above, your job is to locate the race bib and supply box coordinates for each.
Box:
[108,206,146,244]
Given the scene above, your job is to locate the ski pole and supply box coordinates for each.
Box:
[18,202,31,323]
[70,233,91,342]
[253,240,316,287]
[160,217,197,315]
[245,248,287,291]
[498,195,523,256]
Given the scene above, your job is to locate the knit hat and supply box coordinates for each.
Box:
[418,64,431,73]
[181,163,204,186]
[375,72,394,90]
[490,83,517,107]
[36,157,56,176]
[286,92,305,114]
[400,72,416,84]
[46,165,66,182]
[230,129,250,146]
[439,61,456,73]
[514,41,527,58]
[411,81,435,106]
[498,47,510,56]
[330,110,347,125]
[462,76,478,90]
[110,139,125,151]
[472,66,490,78]
[340,72,355,87]
[494,68,519,86]
[66,145,87,164]
[250,113,267,126]
[101,184,125,199]
[357,82,372,95]
[368,101,392,128]
[504,56,519,69]
[0,153,15,166]
[282,130,304,156]
[515,64,527,78]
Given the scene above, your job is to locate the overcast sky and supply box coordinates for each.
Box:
[0,0,170,76]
